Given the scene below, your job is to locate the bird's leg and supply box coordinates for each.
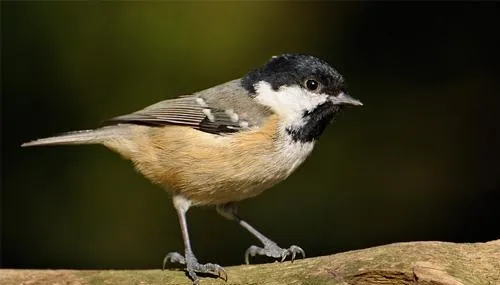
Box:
[216,203,305,264]
[163,195,227,284]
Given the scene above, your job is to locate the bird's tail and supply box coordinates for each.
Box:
[21,126,126,147]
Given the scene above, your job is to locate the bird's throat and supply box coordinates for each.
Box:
[285,101,340,143]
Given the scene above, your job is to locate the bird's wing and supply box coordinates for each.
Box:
[106,79,273,135]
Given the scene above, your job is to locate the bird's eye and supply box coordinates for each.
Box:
[305,79,319,91]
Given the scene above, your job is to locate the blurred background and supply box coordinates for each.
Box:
[2,2,499,269]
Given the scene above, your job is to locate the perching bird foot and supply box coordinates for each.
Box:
[163,252,227,284]
[244,243,305,264]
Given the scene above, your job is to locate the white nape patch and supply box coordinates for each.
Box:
[195,97,208,107]
[202,109,215,122]
[224,109,239,122]
[254,81,328,127]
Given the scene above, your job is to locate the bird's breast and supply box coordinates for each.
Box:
[128,114,315,205]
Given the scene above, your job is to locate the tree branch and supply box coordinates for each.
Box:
[2,240,499,285]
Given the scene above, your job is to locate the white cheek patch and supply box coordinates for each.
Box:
[254,81,328,126]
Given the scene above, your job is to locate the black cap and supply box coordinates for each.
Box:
[241,53,347,97]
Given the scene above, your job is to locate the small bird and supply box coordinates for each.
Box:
[22,53,362,284]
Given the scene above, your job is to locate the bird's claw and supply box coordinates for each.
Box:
[188,262,227,283]
[163,252,186,269]
[163,252,227,284]
[245,243,305,264]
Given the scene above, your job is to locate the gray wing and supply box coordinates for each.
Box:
[107,79,273,135]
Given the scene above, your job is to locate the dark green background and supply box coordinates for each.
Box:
[2,2,499,269]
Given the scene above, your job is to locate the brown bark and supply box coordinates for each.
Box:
[2,239,499,285]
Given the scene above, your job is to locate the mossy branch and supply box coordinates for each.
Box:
[2,240,499,285]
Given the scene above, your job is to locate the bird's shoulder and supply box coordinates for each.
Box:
[107,79,274,135]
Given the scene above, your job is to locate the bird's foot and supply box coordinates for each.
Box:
[163,252,227,284]
[244,242,305,264]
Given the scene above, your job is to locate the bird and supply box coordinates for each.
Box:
[22,53,362,284]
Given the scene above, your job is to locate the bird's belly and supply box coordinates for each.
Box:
[170,139,314,205]
[129,117,315,205]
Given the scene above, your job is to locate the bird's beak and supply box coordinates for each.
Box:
[330,92,363,106]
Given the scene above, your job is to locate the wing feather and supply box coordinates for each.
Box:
[106,79,273,135]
